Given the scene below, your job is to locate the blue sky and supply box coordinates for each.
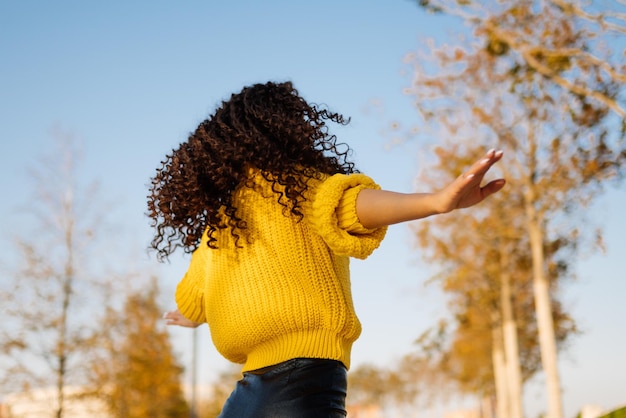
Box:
[1,1,625,417]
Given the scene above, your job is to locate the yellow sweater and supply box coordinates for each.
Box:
[175,170,387,372]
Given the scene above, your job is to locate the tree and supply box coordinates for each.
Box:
[347,363,391,412]
[0,132,114,418]
[197,366,242,418]
[416,0,626,117]
[90,277,189,418]
[408,149,577,417]
[346,361,425,416]
[404,2,625,417]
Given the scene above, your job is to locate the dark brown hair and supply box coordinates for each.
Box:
[147,81,356,260]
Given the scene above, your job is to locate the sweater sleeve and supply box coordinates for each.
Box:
[175,232,210,324]
[306,173,387,259]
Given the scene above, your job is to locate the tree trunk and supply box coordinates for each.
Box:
[56,192,76,418]
[491,325,508,418]
[499,251,524,418]
[525,198,563,418]
[481,394,495,418]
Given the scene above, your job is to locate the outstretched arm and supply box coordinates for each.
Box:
[356,149,505,229]
[163,309,202,328]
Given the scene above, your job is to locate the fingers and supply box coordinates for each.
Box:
[162,310,178,320]
[464,149,503,178]
[163,310,201,328]
[163,310,183,326]
[481,178,506,198]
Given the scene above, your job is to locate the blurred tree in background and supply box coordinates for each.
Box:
[346,351,444,415]
[347,363,395,412]
[416,0,626,116]
[407,153,577,418]
[0,132,188,417]
[90,278,189,418]
[0,131,115,417]
[399,1,626,417]
[196,366,241,418]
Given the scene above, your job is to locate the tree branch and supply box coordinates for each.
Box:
[483,20,626,118]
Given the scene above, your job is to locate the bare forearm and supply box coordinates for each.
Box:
[355,149,505,230]
[355,189,442,230]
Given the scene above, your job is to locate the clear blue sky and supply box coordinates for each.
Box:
[1,1,624,417]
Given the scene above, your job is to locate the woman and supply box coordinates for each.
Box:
[149,81,505,417]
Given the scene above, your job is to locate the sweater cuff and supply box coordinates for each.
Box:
[309,173,387,259]
[335,184,380,234]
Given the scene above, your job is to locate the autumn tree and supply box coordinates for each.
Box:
[402,2,625,417]
[197,366,241,418]
[406,149,577,417]
[89,277,189,418]
[0,132,115,418]
[347,363,392,413]
[416,0,626,117]
[346,356,438,415]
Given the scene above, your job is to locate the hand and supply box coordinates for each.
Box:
[163,309,202,328]
[435,149,505,213]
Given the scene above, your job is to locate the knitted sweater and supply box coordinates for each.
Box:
[175,169,387,372]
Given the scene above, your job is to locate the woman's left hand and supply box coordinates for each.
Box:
[435,149,505,213]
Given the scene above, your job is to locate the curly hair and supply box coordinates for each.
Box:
[147,81,357,260]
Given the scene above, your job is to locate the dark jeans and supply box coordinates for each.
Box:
[218,358,348,418]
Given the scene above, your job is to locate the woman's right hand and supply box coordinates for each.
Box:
[163,309,202,328]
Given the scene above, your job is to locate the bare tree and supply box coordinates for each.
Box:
[0,130,116,417]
